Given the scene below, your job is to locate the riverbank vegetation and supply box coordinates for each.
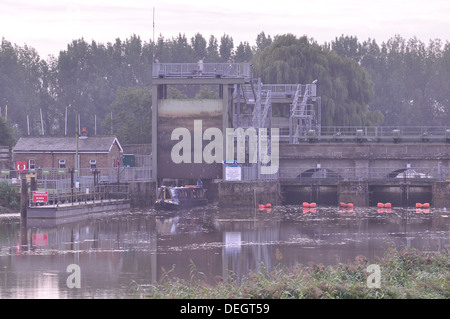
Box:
[0,181,20,212]
[138,246,449,299]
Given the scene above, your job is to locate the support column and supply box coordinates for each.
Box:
[20,178,28,219]
[222,84,230,179]
[432,182,450,208]
[151,84,159,183]
[338,181,369,207]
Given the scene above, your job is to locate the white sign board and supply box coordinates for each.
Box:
[225,165,241,181]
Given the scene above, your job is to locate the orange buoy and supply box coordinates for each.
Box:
[422,203,430,208]
[416,203,423,208]
[384,203,392,208]
[309,202,317,208]
[258,204,265,210]
[302,202,310,207]
[377,202,384,208]
[347,203,354,208]
[340,202,347,207]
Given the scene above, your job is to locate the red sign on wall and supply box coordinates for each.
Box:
[32,191,48,203]
[16,161,28,173]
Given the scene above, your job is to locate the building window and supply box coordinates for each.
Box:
[29,159,36,170]
[58,159,66,169]
[90,159,97,170]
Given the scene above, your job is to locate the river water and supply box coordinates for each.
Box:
[0,205,449,298]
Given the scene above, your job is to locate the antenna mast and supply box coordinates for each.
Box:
[152,7,155,62]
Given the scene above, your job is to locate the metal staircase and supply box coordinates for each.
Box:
[236,79,272,129]
[289,83,317,143]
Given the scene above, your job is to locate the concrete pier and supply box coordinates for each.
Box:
[432,182,450,208]
[337,181,369,207]
[218,180,281,207]
[128,180,157,208]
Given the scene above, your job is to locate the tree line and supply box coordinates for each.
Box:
[0,32,449,146]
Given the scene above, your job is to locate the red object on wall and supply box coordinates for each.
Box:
[16,161,28,173]
[32,191,48,203]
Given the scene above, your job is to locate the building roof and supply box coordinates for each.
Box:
[12,136,123,154]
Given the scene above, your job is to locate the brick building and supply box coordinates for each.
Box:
[12,134,123,171]
[0,145,10,170]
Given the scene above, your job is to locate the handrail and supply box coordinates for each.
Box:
[153,62,252,79]
[29,183,130,207]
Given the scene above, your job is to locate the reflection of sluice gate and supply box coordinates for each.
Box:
[220,219,281,283]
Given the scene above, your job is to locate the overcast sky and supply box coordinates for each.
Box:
[2,0,450,58]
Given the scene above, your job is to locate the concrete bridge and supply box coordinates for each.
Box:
[279,142,450,181]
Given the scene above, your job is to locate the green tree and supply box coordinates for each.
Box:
[253,34,381,126]
[191,33,207,61]
[206,35,220,62]
[219,34,234,62]
[332,35,450,126]
[103,87,152,144]
[169,33,194,62]
[195,86,219,99]
[234,41,253,62]
[255,31,272,52]
[0,117,15,147]
[0,39,52,137]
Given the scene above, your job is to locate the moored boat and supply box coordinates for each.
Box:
[155,185,207,210]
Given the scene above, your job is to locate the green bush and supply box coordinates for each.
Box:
[0,181,20,211]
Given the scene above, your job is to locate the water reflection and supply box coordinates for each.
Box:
[0,205,448,298]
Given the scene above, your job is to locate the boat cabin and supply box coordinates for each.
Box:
[155,185,207,210]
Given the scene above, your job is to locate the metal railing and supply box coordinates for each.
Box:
[283,126,450,143]
[26,167,151,190]
[29,183,130,207]
[153,63,252,79]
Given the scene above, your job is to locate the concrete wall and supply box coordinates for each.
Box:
[218,180,281,207]
[280,143,450,179]
[432,182,450,208]
[337,181,369,206]
[156,99,223,180]
[128,180,157,208]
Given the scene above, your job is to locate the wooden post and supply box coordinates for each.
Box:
[30,176,37,192]
[20,178,28,219]
[70,168,74,204]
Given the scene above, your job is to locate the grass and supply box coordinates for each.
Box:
[136,246,449,299]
